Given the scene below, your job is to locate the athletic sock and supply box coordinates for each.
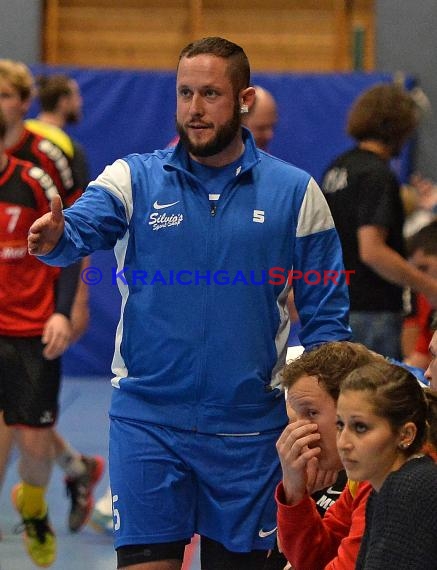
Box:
[21,482,46,518]
[55,443,86,477]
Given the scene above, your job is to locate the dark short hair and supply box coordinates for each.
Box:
[347,83,418,147]
[178,36,250,95]
[282,341,383,402]
[37,74,73,112]
[340,361,429,455]
[406,220,437,257]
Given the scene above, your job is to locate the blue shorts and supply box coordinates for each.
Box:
[109,416,283,553]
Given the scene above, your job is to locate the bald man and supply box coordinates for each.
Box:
[242,86,278,151]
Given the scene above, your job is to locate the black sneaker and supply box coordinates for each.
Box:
[65,455,105,532]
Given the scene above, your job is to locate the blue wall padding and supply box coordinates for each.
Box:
[28,65,413,375]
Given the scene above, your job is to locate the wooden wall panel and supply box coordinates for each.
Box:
[43,0,374,71]
[353,0,375,70]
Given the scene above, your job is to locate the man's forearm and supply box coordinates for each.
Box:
[362,244,437,306]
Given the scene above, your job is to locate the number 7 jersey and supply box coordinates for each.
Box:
[0,155,60,336]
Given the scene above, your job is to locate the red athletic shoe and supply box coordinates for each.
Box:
[65,455,105,532]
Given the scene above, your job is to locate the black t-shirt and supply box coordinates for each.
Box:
[71,140,90,190]
[311,468,348,516]
[322,147,405,312]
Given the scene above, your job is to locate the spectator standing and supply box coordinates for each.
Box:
[28,37,350,570]
[90,83,293,539]
[322,83,437,359]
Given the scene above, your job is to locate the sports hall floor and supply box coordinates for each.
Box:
[0,376,201,569]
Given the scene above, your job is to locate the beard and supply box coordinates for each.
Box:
[65,110,81,125]
[176,102,241,158]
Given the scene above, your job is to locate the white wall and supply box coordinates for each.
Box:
[1,1,435,178]
[376,0,437,180]
[0,0,42,63]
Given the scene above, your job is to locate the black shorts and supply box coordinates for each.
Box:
[0,336,60,427]
[116,537,269,569]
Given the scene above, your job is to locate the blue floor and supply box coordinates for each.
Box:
[0,376,202,570]
[0,376,116,570]
[0,350,297,567]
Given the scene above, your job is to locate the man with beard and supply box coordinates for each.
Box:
[321,83,437,360]
[26,75,92,343]
[27,37,350,570]
[27,74,89,192]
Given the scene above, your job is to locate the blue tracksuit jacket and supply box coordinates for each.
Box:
[41,129,350,433]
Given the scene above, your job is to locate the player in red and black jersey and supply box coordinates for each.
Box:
[0,61,103,563]
[0,104,80,565]
[0,156,61,335]
[0,61,81,207]
[7,127,81,206]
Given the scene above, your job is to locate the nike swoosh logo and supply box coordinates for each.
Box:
[326,486,342,495]
[258,527,277,538]
[153,200,180,210]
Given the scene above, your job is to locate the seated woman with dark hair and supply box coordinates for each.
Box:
[336,361,437,569]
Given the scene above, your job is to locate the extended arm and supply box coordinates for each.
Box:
[28,159,131,267]
[358,225,437,306]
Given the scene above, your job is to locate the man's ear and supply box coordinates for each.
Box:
[239,86,256,113]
